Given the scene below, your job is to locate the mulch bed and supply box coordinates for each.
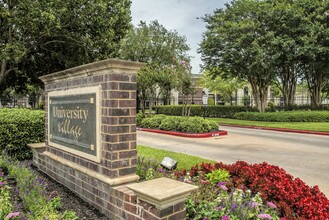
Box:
[31,166,108,220]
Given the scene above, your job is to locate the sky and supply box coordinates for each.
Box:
[131,0,228,74]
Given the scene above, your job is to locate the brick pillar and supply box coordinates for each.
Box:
[35,59,145,217]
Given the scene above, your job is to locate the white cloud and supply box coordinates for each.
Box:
[131,0,228,73]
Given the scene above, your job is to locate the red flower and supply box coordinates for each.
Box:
[181,161,329,219]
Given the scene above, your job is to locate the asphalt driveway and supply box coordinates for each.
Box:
[137,126,329,197]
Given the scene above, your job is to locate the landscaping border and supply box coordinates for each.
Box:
[137,127,228,138]
[220,124,329,136]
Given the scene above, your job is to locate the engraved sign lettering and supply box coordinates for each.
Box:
[49,91,98,159]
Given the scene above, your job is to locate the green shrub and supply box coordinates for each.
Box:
[235,111,329,122]
[208,120,220,131]
[155,105,257,118]
[0,109,44,160]
[207,98,215,106]
[186,186,280,220]
[267,101,275,111]
[155,104,329,118]
[136,113,145,126]
[205,169,230,185]
[177,117,218,133]
[136,156,163,181]
[177,118,202,133]
[140,114,167,129]
[140,115,219,133]
[266,104,329,112]
[38,100,45,110]
[159,116,184,131]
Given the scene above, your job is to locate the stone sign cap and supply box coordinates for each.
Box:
[126,177,198,209]
[39,59,145,84]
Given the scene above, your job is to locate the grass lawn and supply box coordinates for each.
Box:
[137,145,214,170]
[209,118,329,132]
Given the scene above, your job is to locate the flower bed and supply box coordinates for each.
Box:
[137,155,329,219]
[175,161,329,220]
[0,156,78,220]
[0,168,14,219]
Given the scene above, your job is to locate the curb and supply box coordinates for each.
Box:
[220,124,329,136]
[137,127,228,138]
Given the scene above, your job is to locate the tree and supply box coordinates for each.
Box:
[136,66,158,114]
[119,20,191,112]
[266,0,304,107]
[173,60,194,116]
[199,0,278,112]
[199,71,245,105]
[26,83,43,108]
[156,68,176,105]
[200,0,329,110]
[119,20,190,67]
[322,81,329,101]
[297,0,329,107]
[0,0,132,92]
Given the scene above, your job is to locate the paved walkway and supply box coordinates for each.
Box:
[137,126,329,197]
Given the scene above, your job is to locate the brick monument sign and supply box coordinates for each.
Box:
[29,59,197,219]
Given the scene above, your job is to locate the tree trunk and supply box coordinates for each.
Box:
[141,98,146,114]
[187,102,192,117]
[149,97,154,115]
[0,60,7,88]
[182,94,189,117]
[140,90,147,114]
[309,79,322,107]
[281,66,297,107]
[0,0,14,89]
[163,90,171,105]
[136,94,140,114]
[214,93,217,105]
[306,64,324,107]
[249,79,269,112]
[259,87,268,112]
[182,95,186,116]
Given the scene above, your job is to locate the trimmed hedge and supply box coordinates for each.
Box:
[235,111,329,122]
[0,109,44,160]
[155,105,257,118]
[140,115,219,133]
[266,104,329,112]
[155,104,329,118]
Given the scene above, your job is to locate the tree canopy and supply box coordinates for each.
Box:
[0,0,132,92]
[199,0,329,111]
[199,71,246,105]
[119,20,190,67]
[119,20,192,113]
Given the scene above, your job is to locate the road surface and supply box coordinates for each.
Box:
[137,126,329,196]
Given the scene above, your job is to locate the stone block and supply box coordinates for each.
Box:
[127,177,198,219]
